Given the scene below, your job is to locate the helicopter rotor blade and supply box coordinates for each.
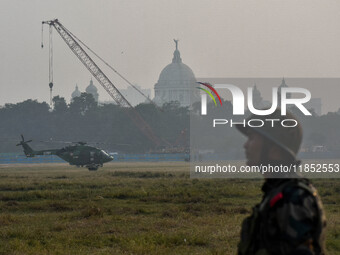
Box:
[39,140,72,144]
[114,143,131,146]
[72,141,87,145]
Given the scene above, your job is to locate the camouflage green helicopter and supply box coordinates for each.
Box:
[17,135,113,171]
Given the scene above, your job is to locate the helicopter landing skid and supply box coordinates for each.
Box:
[87,164,100,171]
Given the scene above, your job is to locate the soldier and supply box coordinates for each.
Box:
[236,109,326,255]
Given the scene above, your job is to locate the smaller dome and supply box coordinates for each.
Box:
[278,77,291,99]
[71,85,81,98]
[279,78,288,88]
[253,83,262,99]
[86,79,98,93]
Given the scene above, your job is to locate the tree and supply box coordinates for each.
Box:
[0,100,51,152]
[69,93,97,116]
[52,96,68,113]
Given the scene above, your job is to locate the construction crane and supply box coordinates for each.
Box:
[42,19,166,148]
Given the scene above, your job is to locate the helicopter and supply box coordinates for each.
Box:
[17,135,113,171]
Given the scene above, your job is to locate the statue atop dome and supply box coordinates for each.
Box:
[172,39,182,63]
[174,39,179,50]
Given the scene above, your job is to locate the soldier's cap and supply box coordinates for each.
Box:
[236,108,303,159]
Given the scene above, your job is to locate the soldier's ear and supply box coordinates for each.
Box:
[268,143,293,162]
[267,143,283,161]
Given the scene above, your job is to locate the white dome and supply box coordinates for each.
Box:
[155,43,196,89]
[86,79,98,93]
[85,79,99,102]
[157,62,196,87]
[153,40,199,107]
[71,85,81,98]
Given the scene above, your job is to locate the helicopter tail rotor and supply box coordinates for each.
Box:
[17,135,34,157]
[16,134,32,146]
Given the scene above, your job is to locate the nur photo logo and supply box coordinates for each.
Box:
[196,82,312,128]
[197,83,312,116]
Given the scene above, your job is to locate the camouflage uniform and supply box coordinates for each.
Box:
[238,175,326,255]
[236,110,326,254]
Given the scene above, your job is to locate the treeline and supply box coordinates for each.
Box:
[2,93,340,155]
[0,93,189,153]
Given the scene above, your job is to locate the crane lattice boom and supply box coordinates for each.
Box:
[42,19,163,147]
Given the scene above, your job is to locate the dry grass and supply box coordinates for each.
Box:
[0,162,338,254]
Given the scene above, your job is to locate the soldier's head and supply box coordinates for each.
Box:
[236,109,303,166]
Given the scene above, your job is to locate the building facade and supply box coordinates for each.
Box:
[120,85,151,107]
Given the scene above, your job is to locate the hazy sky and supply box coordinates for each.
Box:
[0,0,339,106]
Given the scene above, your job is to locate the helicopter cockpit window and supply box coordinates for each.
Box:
[101,150,109,157]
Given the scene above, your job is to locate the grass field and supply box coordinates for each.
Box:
[0,162,339,254]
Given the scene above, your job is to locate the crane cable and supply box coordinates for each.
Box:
[49,26,54,108]
[61,25,161,110]
[41,24,54,108]
[41,23,44,48]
